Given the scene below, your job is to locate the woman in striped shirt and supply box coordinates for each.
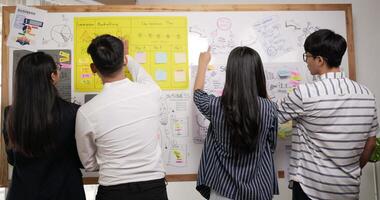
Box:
[193,46,279,200]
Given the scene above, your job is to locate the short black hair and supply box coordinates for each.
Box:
[87,34,124,76]
[304,29,347,68]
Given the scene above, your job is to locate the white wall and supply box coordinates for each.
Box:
[136,0,380,199]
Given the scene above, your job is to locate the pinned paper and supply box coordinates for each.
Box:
[155,52,167,63]
[59,51,70,62]
[155,69,167,81]
[135,52,147,63]
[7,5,47,51]
[174,52,186,64]
[174,70,186,82]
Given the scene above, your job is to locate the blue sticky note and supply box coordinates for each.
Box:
[155,52,167,63]
[155,69,167,81]
[277,68,291,78]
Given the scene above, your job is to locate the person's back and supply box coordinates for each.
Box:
[2,52,85,200]
[193,46,279,200]
[287,73,376,198]
[277,29,378,200]
[76,71,164,184]
[75,34,167,200]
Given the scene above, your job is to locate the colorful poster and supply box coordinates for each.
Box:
[74,16,189,92]
[7,5,47,51]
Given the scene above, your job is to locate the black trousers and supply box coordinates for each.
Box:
[292,181,311,200]
[96,178,168,200]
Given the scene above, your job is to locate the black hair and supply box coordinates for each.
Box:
[87,34,125,76]
[7,52,59,157]
[304,29,347,68]
[221,46,268,153]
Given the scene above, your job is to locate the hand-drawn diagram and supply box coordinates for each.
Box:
[50,24,72,46]
[42,15,72,48]
[284,19,320,47]
[159,92,191,167]
[189,25,207,38]
[209,17,236,55]
[297,22,319,47]
[253,15,293,57]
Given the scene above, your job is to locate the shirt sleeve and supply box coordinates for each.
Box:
[127,55,157,86]
[2,106,14,165]
[268,107,279,153]
[75,110,99,172]
[193,89,215,120]
[370,107,379,137]
[276,87,304,123]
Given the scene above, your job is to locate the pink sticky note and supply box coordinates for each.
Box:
[60,63,71,69]
[135,52,146,63]
[81,74,91,78]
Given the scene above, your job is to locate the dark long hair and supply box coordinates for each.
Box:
[7,52,59,157]
[221,47,268,153]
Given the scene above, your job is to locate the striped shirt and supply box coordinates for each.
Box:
[277,72,379,200]
[194,90,279,200]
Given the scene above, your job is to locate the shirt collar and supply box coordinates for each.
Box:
[315,72,346,81]
[103,78,131,89]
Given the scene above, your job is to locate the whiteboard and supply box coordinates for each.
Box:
[1,4,355,184]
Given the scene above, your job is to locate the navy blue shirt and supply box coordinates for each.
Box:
[194,90,279,200]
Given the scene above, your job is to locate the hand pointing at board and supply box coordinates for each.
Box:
[194,46,211,91]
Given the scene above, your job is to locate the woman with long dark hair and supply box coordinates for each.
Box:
[194,47,279,200]
[2,52,85,200]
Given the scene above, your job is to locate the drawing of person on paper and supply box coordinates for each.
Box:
[253,15,293,57]
[210,17,235,55]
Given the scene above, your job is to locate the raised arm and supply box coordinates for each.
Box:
[121,39,156,85]
[276,87,305,123]
[194,47,211,91]
[126,55,156,85]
